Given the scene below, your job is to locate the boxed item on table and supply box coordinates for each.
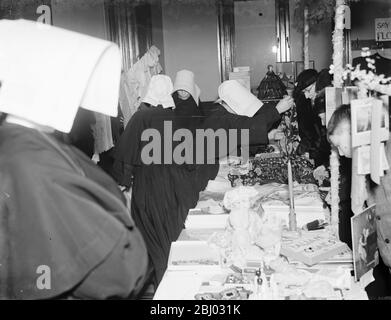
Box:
[280,230,347,266]
[167,241,221,271]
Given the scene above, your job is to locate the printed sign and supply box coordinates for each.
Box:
[375,18,391,42]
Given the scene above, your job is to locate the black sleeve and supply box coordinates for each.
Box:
[201,103,280,160]
[111,109,148,186]
[0,158,148,299]
[212,102,280,145]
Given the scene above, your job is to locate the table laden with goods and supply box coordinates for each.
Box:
[153,157,369,300]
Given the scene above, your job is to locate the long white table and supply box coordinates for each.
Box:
[154,269,368,300]
[154,229,369,300]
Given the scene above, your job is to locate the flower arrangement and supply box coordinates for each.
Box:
[330,47,391,97]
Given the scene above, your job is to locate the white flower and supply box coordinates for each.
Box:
[336,56,391,95]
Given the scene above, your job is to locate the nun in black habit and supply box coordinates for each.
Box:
[112,76,293,286]
[112,73,207,285]
[0,19,148,299]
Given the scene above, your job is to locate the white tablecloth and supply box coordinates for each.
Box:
[154,268,368,300]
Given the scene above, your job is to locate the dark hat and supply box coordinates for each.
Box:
[315,68,332,91]
[295,69,318,92]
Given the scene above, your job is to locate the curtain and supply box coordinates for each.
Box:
[276,0,291,63]
[216,0,235,82]
[104,0,152,72]
[104,0,139,72]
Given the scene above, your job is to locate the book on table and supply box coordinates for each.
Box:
[167,241,221,271]
[280,230,348,266]
[185,208,229,229]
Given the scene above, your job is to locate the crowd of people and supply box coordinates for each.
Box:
[0,19,390,299]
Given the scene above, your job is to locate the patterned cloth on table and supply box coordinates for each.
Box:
[228,155,316,187]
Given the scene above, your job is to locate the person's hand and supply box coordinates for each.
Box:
[274,130,285,141]
[275,96,294,114]
[318,112,326,126]
[268,129,278,140]
[313,165,330,185]
[268,129,284,141]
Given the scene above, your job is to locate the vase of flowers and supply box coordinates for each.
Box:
[278,105,301,231]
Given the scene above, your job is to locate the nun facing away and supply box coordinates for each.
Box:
[0,19,148,299]
[112,74,208,286]
[112,76,293,285]
[201,80,294,161]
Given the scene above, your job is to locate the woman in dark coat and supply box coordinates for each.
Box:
[294,69,331,168]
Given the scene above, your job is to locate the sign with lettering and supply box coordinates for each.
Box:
[375,18,391,42]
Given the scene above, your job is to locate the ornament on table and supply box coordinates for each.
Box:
[195,287,253,300]
[254,214,284,265]
[207,230,234,267]
[257,65,287,102]
[277,101,300,231]
[225,273,252,285]
[222,186,265,266]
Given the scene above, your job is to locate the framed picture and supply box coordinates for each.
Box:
[295,60,315,80]
[351,205,378,281]
[275,61,295,85]
[351,98,389,147]
[325,87,343,127]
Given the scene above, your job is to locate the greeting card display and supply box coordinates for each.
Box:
[351,98,389,147]
[351,205,378,281]
[357,144,389,175]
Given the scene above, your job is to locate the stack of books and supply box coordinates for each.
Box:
[280,230,349,267]
[286,244,353,271]
[229,66,251,91]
